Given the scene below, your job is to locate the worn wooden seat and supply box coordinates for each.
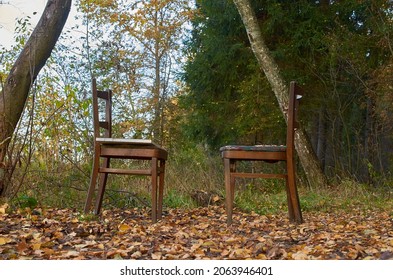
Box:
[220,81,303,225]
[84,79,168,223]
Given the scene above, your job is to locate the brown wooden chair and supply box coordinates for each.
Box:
[220,81,303,225]
[84,78,168,223]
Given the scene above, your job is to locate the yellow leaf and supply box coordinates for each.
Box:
[118,223,131,233]
[32,243,41,250]
[0,237,11,245]
[202,241,215,247]
[225,237,239,243]
[256,253,267,260]
[41,241,55,248]
[0,203,8,214]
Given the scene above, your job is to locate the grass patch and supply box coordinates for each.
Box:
[234,181,288,215]
[164,188,197,209]
[231,178,393,216]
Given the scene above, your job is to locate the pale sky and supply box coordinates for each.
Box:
[0,0,46,47]
[0,0,78,48]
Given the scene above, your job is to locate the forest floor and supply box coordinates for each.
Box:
[0,204,392,260]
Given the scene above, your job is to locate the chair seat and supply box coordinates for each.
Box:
[220,145,287,152]
[96,138,168,159]
[220,145,287,161]
[96,138,162,148]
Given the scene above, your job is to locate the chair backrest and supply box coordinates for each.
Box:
[286,81,302,155]
[92,78,112,138]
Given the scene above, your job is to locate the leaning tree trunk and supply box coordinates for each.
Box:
[233,0,328,189]
[0,0,72,196]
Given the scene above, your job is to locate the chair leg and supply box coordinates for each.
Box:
[224,158,235,225]
[157,159,165,220]
[94,157,110,215]
[285,178,295,221]
[151,157,158,223]
[230,161,236,205]
[84,151,100,213]
[286,161,303,224]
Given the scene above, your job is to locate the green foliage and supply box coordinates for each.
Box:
[181,0,284,149]
[13,16,33,47]
[17,195,38,209]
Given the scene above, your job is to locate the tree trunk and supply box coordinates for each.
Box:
[317,106,327,172]
[0,0,72,196]
[233,0,328,189]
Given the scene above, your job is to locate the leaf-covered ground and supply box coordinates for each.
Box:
[1,204,392,260]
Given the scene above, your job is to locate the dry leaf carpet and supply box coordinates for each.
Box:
[1,206,392,260]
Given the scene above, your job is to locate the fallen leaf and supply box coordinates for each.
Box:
[151,252,162,260]
[65,251,80,258]
[31,243,41,250]
[130,251,142,258]
[255,253,267,260]
[0,237,12,245]
[118,223,132,233]
[202,241,215,247]
[0,203,8,214]
[380,251,393,260]
[292,251,309,260]
[16,240,28,252]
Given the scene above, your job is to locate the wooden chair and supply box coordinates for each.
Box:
[84,78,168,223]
[220,81,303,225]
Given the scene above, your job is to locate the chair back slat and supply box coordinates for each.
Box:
[92,78,112,138]
[99,121,110,130]
[97,90,110,100]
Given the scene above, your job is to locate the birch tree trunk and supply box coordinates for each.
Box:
[233,0,328,189]
[0,0,72,196]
